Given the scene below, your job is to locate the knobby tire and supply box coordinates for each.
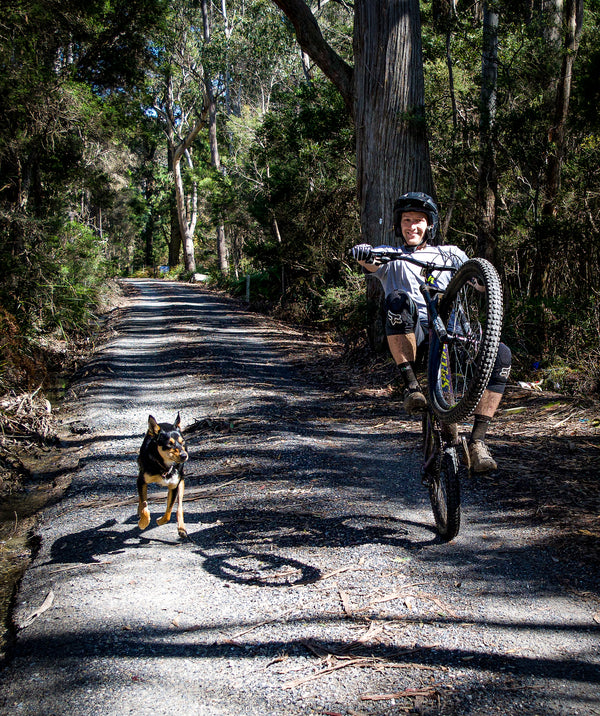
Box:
[428,257,503,424]
[422,412,461,542]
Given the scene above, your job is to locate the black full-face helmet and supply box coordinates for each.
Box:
[393,192,439,248]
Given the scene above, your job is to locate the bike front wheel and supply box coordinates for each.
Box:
[428,257,503,424]
[422,412,461,541]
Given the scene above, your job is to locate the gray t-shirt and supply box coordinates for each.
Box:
[372,244,470,324]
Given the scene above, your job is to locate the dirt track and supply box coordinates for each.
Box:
[0,278,599,715]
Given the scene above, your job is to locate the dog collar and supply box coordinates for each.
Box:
[147,453,178,480]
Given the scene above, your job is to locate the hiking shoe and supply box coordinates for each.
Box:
[403,387,427,414]
[441,422,459,444]
[469,440,497,473]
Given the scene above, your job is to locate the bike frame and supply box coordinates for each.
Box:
[367,248,466,541]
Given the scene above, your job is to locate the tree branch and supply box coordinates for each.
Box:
[271,0,354,113]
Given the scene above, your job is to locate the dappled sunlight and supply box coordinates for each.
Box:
[3,280,598,716]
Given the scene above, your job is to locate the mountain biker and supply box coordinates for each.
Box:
[350,192,511,473]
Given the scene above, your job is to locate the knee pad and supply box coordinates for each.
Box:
[385,291,419,336]
[486,342,512,394]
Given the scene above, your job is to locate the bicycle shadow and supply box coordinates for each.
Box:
[45,507,439,587]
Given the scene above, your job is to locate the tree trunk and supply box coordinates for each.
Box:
[270,0,354,113]
[272,216,285,295]
[542,0,564,44]
[173,151,197,273]
[166,145,181,268]
[543,0,583,217]
[354,0,434,249]
[203,0,229,274]
[476,0,498,262]
[355,0,434,350]
[169,191,181,268]
[163,69,204,273]
[440,24,459,241]
[272,0,434,351]
[142,205,154,270]
[527,0,583,298]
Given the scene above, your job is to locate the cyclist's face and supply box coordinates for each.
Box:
[401,212,429,246]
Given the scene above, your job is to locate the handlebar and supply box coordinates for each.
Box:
[365,247,456,274]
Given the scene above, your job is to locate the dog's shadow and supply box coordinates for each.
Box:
[46,518,178,566]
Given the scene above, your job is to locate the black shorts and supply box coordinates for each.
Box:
[384,290,426,344]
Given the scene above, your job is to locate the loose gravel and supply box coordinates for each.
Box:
[0,279,599,716]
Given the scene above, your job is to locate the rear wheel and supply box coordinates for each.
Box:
[428,258,503,424]
[422,412,461,541]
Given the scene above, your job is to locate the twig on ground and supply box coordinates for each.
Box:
[360,686,440,701]
[283,653,438,690]
[20,590,54,629]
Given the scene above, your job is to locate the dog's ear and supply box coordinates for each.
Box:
[174,412,181,430]
[148,415,161,436]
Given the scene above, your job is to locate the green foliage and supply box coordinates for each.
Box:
[0,0,171,388]
[223,269,283,304]
[319,269,368,333]
[225,79,358,320]
[504,292,600,393]
[1,218,107,337]
[418,1,600,392]
[2,0,600,396]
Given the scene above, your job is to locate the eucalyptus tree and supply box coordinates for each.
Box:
[144,0,294,274]
[542,0,584,218]
[200,0,229,273]
[193,0,303,276]
[208,0,306,278]
[477,0,499,262]
[145,2,209,273]
[270,0,434,248]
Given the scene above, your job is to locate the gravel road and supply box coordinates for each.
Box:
[1,279,599,716]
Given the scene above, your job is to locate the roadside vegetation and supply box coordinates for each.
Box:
[1,0,599,412]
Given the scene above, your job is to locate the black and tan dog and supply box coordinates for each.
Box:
[137,413,189,538]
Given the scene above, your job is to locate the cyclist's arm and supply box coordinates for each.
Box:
[357,259,380,273]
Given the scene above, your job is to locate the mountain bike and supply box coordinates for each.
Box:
[368,248,503,541]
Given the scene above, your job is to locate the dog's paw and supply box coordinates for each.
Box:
[177,526,188,540]
[156,515,170,526]
[138,510,150,530]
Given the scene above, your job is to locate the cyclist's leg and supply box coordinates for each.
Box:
[385,291,427,412]
[474,341,512,416]
[469,342,511,472]
[387,333,417,365]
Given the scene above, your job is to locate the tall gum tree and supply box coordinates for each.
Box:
[271,0,433,350]
[160,66,205,274]
[543,0,584,217]
[271,0,434,247]
[149,7,207,274]
[477,0,499,262]
[201,0,229,273]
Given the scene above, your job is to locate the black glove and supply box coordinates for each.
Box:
[350,243,373,262]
